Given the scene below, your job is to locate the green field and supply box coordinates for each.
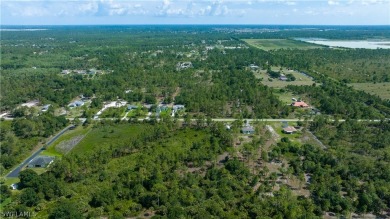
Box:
[71,123,147,153]
[254,66,316,88]
[243,39,323,51]
[351,82,390,100]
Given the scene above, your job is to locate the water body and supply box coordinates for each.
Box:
[299,38,390,49]
[0,29,48,31]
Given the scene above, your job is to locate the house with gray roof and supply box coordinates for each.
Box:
[241,126,255,135]
[127,105,138,111]
[68,100,84,108]
[172,104,185,112]
[27,156,54,168]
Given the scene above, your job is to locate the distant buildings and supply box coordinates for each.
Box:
[61,69,105,75]
[61,70,71,74]
[249,64,259,70]
[177,62,193,70]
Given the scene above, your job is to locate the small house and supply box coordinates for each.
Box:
[249,64,259,70]
[291,101,309,108]
[279,76,288,81]
[27,156,54,168]
[75,70,87,74]
[61,70,71,74]
[41,104,51,112]
[69,100,84,108]
[241,126,255,135]
[173,104,185,112]
[177,62,193,70]
[127,105,138,111]
[156,105,169,113]
[283,126,297,134]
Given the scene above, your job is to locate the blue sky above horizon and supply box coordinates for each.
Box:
[1,0,390,25]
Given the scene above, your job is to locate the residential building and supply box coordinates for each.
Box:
[27,156,54,168]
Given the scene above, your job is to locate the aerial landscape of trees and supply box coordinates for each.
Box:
[1,25,389,218]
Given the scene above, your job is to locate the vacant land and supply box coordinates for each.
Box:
[71,123,147,153]
[254,67,315,88]
[244,39,323,51]
[351,82,390,100]
[42,125,91,156]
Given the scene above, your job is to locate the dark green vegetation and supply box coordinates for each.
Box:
[0,113,67,173]
[272,49,390,83]
[286,79,390,119]
[271,118,390,215]
[3,121,320,218]
[1,25,390,218]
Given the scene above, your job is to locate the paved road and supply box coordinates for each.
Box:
[6,125,74,178]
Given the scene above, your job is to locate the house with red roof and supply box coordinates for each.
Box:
[291,101,309,108]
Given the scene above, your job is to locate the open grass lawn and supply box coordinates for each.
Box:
[254,66,316,88]
[244,39,323,51]
[32,168,47,175]
[273,90,297,104]
[71,123,148,154]
[351,82,390,100]
[3,177,19,186]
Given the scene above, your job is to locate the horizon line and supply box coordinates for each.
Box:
[2,24,390,26]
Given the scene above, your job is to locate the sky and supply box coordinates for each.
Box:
[1,0,390,25]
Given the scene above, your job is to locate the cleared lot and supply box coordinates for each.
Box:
[244,39,323,51]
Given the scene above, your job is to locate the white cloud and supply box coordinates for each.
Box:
[328,0,340,5]
[1,0,389,25]
[361,0,387,5]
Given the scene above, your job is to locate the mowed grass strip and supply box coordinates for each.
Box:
[351,82,390,100]
[243,39,323,51]
[42,125,92,156]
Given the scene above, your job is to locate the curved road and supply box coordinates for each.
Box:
[6,125,74,178]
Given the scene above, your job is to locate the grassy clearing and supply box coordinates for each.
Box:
[350,82,390,100]
[253,66,315,88]
[273,90,297,104]
[32,168,47,175]
[244,39,323,51]
[3,177,19,186]
[71,123,147,153]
